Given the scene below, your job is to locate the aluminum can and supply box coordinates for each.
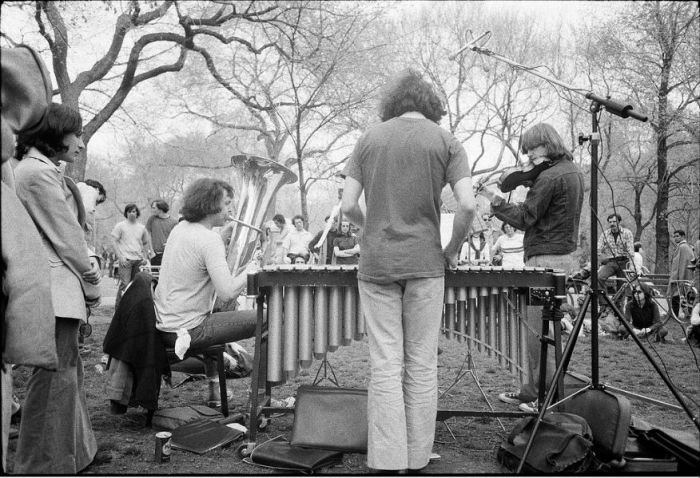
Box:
[154,431,172,463]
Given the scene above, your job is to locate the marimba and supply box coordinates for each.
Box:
[240,264,567,456]
[247,264,567,383]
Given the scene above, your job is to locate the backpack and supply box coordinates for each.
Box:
[497,412,597,473]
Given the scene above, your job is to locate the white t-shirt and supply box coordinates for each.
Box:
[283,228,314,256]
[492,233,525,268]
[154,221,234,332]
[111,220,146,260]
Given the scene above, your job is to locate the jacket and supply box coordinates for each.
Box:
[491,157,584,261]
[14,150,95,319]
[103,272,170,410]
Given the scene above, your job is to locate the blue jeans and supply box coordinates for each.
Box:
[519,253,578,401]
[160,310,257,378]
[115,258,143,308]
[358,277,443,471]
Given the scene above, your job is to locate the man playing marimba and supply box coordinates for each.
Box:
[341,69,476,473]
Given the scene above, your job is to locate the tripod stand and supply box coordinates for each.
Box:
[516,96,700,473]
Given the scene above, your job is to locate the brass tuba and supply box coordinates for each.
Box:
[215,154,296,311]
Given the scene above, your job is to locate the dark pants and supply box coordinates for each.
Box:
[160,310,257,378]
[150,253,164,267]
[597,258,628,307]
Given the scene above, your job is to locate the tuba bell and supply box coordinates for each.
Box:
[214,154,296,312]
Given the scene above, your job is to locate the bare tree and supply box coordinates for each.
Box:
[173,1,390,219]
[579,1,700,272]
[1,0,299,181]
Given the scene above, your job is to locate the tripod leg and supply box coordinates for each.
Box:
[601,294,700,431]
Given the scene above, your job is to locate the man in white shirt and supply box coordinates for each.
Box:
[154,178,257,407]
[111,203,150,308]
[282,214,314,263]
[76,179,105,251]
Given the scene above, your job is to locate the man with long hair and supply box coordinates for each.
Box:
[479,123,584,413]
[341,69,475,473]
[146,199,177,267]
[154,178,257,406]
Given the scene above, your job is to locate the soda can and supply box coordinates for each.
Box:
[154,431,172,463]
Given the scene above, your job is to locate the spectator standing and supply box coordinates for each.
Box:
[632,241,646,275]
[597,213,635,312]
[111,204,150,308]
[491,223,525,267]
[76,179,106,251]
[264,213,292,264]
[667,229,695,318]
[621,283,668,342]
[146,199,178,267]
[13,103,102,473]
[341,69,475,473]
[1,44,57,473]
[332,220,360,265]
[154,178,257,406]
[460,230,490,265]
[479,123,584,414]
[308,215,340,264]
[282,214,314,263]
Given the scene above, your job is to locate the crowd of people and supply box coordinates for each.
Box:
[262,213,361,266]
[3,46,699,476]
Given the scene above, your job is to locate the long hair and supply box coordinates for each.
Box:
[180,178,233,223]
[520,123,573,161]
[15,102,82,159]
[378,69,446,123]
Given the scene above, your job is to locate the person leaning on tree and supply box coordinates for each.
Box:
[667,229,695,319]
[478,122,584,415]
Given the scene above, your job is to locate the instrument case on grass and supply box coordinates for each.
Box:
[558,388,632,463]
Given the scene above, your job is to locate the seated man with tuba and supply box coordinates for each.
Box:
[154,177,257,407]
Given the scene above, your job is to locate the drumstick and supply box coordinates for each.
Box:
[313,200,342,250]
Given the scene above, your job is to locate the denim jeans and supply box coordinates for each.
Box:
[160,310,257,378]
[519,253,578,401]
[358,277,443,471]
[115,258,142,309]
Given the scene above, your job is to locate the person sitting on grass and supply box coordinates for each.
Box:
[620,282,669,343]
[154,177,258,407]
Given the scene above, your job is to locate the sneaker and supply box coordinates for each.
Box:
[518,400,538,413]
[206,388,234,408]
[498,391,524,405]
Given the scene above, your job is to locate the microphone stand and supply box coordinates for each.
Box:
[450,38,700,474]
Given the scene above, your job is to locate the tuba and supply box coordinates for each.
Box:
[214,154,297,312]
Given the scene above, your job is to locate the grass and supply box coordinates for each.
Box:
[6,302,700,474]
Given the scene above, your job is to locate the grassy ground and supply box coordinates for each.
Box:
[5,284,700,474]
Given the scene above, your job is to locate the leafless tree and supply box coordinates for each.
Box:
[1,0,302,181]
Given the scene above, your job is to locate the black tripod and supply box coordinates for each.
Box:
[517,95,700,473]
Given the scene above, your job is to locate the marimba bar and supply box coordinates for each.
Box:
[247,264,566,384]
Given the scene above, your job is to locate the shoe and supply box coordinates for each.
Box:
[110,400,127,415]
[206,388,234,408]
[518,400,538,413]
[498,391,524,405]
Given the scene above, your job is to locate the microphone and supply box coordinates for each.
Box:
[448,31,491,61]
